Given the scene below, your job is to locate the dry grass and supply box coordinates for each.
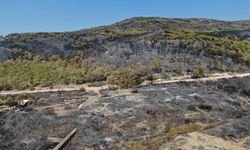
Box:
[166,123,203,140]
[124,136,165,150]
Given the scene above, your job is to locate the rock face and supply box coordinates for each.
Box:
[0,77,249,149]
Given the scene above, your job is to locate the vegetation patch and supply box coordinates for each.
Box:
[124,136,166,150]
[166,123,203,140]
[148,29,250,64]
[107,68,143,89]
[198,102,213,110]
[0,97,17,106]
[0,54,167,90]
[15,93,38,101]
[191,65,206,79]
[0,57,115,90]
[79,87,86,92]
[0,93,37,107]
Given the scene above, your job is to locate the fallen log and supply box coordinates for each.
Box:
[47,137,63,143]
[53,128,78,150]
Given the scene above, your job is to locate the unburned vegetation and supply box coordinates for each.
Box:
[0,55,199,90]
[0,93,37,107]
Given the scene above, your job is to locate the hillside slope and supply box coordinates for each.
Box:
[1,17,250,70]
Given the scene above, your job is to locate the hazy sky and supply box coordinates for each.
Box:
[0,0,249,35]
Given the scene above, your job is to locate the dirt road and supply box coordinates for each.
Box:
[1,72,250,96]
[153,72,250,84]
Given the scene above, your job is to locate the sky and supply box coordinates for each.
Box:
[0,0,250,35]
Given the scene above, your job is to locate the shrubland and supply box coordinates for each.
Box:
[0,55,166,90]
[0,55,208,90]
[0,57,115,90]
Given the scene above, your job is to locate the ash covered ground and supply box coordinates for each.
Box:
[0,77,250,150]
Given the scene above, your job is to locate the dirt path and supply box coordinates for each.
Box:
[152,72,250,85]
[1,72,250,96]
[0,84,108,96]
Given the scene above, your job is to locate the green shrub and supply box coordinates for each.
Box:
[191,65,205,79]
[172,59,183,76]
[198,102,213,110]
[107,68,143,89]
[2,97,18,106]
[206,47,225,56]
[150,58,163,73]
[208,62,225,71]
[79,87,86,92]
[15,93,38,101]
[146,74,154,84]
[0,82,13,91]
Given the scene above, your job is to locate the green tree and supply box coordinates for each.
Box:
[107,68,143,89]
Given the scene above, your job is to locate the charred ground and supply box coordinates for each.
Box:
[0,77,249,149]
[1,17,250,68]
[0,17,250,150]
